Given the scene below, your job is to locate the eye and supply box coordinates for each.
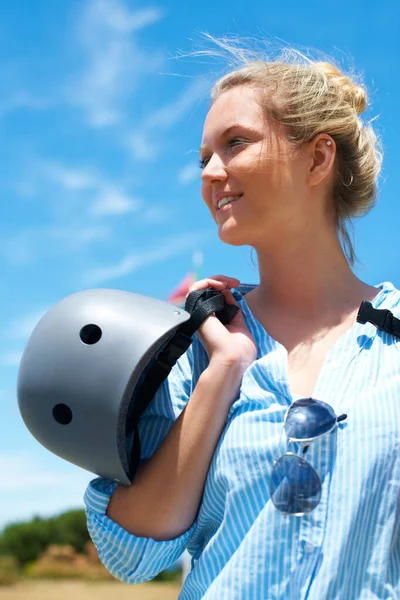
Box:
[198,156,210,170]
[198,138,249,170]
[227,137,247,149]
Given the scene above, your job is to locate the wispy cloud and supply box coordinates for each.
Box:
[2,233,37,267]
[0,452,90,492]
[141,206,178,224]
[12,180,39,199]
[40,161,99,191]
[178,162,200,185]
[90,187,142,216]
[2,224,112,267]
[4,154,176,267]
[7,309,49,340]
[126,78,208,162]
[83,228,211,285]
[126,133,160,161]
[1,312,41,369]
[0,351,23,367]
[38,159,142,217]
[0,90,51,119]
[67,0,164,127]
[144,78,207,131]
[0,452,92,528]
[50,225,112,246]
[3,159,121,266]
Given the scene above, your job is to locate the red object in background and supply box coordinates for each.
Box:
[167,272,196,308]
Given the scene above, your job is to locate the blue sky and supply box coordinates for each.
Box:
[0,0,398,530]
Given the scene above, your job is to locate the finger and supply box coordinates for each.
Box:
[221,288,240,307]
[209,275,241,285]
[188,278,228,294]
[188,276,240,293]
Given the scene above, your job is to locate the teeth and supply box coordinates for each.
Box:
[217,195,241,209]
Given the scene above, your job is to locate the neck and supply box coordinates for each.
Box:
[252,227,376,320]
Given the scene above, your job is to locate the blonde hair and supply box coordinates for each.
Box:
[203,38,383,266]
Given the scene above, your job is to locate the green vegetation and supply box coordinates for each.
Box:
[0,555,20,585]
[0,510,182,586]
[0,510,89,566]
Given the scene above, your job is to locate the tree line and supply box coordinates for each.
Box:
[0,509,89,566]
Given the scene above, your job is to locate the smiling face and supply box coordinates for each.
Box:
[200,85,314,248]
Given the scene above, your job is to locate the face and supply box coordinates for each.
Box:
[200,85,313,248]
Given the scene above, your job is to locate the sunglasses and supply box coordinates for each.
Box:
[268,398,347,516]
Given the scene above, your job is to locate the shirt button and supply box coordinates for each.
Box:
[304,543,314,554]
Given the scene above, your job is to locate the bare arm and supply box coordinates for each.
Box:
[107,273,257,542]
[106,357,245,541]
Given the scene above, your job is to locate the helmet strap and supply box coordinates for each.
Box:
[126,288,239,479]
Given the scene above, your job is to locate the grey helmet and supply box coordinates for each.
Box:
[17,287,238,485]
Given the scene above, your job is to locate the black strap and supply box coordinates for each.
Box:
[181,288,239,334]
[127,288,239,478]
[357,301,400,339]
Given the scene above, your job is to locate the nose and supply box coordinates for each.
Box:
[201,153,228,185]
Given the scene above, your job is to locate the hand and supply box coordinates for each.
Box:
[187,275,258,370]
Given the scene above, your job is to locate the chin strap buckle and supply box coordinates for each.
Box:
[357,301,400,339]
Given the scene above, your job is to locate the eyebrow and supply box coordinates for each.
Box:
[199,124,261,153]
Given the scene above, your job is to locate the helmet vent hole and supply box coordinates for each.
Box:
[53,403,73,425]
[80,324,102,345]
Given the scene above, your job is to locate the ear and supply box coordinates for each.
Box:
[307,135,335,187]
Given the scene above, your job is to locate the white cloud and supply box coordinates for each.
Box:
[126,78,208,162]
[2,233,36,267]
[87,0,162,33]
[12,180,38,199]
[0,452,92,528]
[7,309,49,340]
[50,225,111,247]
[67,0,164,127]
[144,78,207,131]
[38,159,141,218]
[83,228,210,285]
[0,454,90,493]
[141,206,177,224]
[84,254,140,285]
[0,91,51,119]
[90,188,142,216]
[41,161,99,191]
[1,351,23,367]
[126,132,161,161]
[178,162,200,185]
[1,224,112,266]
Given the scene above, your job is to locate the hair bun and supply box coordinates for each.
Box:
[316,62,367,115]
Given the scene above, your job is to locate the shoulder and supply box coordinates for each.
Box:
[377,282,400,348]
[374,281,400,313]
[362,281,400,352]
[232,282,258,298]
[230,283,258,314]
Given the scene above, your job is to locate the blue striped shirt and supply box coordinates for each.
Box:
[84,281,400,599]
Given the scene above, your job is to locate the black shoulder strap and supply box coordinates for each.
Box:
[357,301,400,339]
[127,288,239,479]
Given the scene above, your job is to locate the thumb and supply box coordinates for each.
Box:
[221,288,240,308]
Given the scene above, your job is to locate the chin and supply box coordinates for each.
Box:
[217,224,250,247]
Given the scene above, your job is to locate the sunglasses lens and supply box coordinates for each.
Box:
[269,454,321,515]
[285,398,336,440]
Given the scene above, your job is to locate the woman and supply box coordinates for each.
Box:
[84,45,400,599]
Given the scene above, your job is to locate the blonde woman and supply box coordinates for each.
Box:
[84,42,400,599]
